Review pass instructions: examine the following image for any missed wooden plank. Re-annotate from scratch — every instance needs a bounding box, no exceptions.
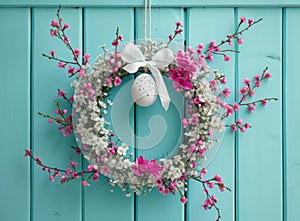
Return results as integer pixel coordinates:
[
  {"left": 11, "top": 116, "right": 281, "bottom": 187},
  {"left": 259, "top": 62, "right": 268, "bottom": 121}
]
[
  {"left": 285, "top": 8, "right": 300, "bottom": 221},
  {"left": 0, "top": 8, "right": 30, "bottom": 221},
  {"left": 83, "top": 8, "right": 135, "bottom": 221},
  {"left": 135, "top": 8, "right": 185, "bottom": 221},
  {"left": 187, "top": 8, "right": 235, "bottom": 221},
  {"left": 32, "top": 8, "right": 82, "bottom": 221},
  {"left": 237, "top": 8, "right": 282, "bottom": 221},
  {"left": 0, "top": 0, "right": 300, "bottom": 7}
]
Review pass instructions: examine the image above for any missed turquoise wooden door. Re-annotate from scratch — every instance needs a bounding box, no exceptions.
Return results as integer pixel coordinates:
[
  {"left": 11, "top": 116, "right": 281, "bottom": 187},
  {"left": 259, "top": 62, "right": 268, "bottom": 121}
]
[{"left": 0, "top": 1, "right": 298, "bottom": 221}]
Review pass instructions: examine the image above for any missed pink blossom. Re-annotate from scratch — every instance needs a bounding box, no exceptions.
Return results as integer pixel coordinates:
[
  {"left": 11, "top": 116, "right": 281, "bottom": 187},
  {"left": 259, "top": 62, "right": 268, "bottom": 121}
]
[
  {"left": 169, "top": 68, "right": 193, "bottom": 91},
  {"left": 155, "top": 179, "right": 163, "bottom": 186},
  {"left": 168, "top": 35, "right": 173, "bottom": 41},
  {"left": 244, "top": 123, "right": 251, "bottom": 128},
  {"left": 100, "top": 165, "right": 110, "bottom": 176},
  {"left": 222, "top": 87, "right": 231, "bottom": 97},
  {"left": 211, "top": 194, "right": 218, "bottom": 203},
  {"left": 261, "top": 100, "right": 267, "bottom": 106},
  {"left": 93, "top": 173, "right": 99, "bottom": 181},
  {"left": 48, "top": 119, "right": 54, "bottom": 124},
  {"left": 248, "top": 19, "right": 253, "bottom": 25},
  {"left": 240, "top": 127, "right": 246, "bottom": 132},
  {"left": 73, "top": 48, "right": 81, "bottom": 57},
  {"left": 255, "top": 80, "right": 261, "bottom": 87},
  {"left": 68, "top": 161, "right": 78, "bottom": 167},
  {"left": 240, "top": 16, "right": 246, "bottom": 23},
  {"left": 114, "top": 77, "right": 122, "bottom": 86},
  {"left": 118, "top": 35, "right": 123, "bottom": 41},
  {"left": 180, "top": 197, "right": 188, "bottom": 204},
  {"left": 231, "top": 123, "right": 237, "bottom": 132},
  {"left": 181, "top": 118, "right": 188, "bottom": 128},
  {"left": 264, "top": 72, "right": 272, "bottom": 79},
  {"left": 49, "top": 175, "right": 55, "bottom": 182},
  {"left": 147, "top": 160, "right": 163, "bottom": 177},
  {"left": 247, "top": 103, "right": 256, "bottom": 112},
  {"left": 51, "top": 20, "right": 60, "bottom": 27},
  {"left": 220, "top": 77, "right": 227, "bottom": 84},
  {"left": 176, "top": 21, "right": 183, "bottom": 27},
  {"left": 78, "top": 69, "right": 87, "bottom": 78},
  {"left": 24, "top": 149, "right": 31, "bottom": 157},
  {"left": 50, "top": 29, "right": 58, "bottom": 36},
  {"left": 81, "top": 180, "right": 90, "bottom": 186},
  {"left": 239, "top": 86, "right": 248, "bottom": 95},
  {"left": 224, "top": 55, "right": 231, "bottom": 62},
  {"left": 243, "top": 78, "right": 251, "bottom": 85},
  {"left": 207, "top": 53, "right": 214, "bottom": 62},
  {"left": 50, "top": 50, "right": 56, "bottom": 57},
  {"left": 67, "top": 66, "right": 75, "bottom": 75},
  {"left": 237, "top": 118, "right": 243, "bottom": 124},
  {"left": 237, "top": 38, "right": 243, "bottom": 44},
  {"left": 64, "top": 23, "right": 70, "bottom": 29},
  {"left": 57, "top": 61, "right": 65, "bottom": 68},
  {"left": 232, "top": 103, "right": 240, "bottom": 111},
  {"left": 64, "top": 36, "right": 70, "bottom": 43},
  {"left": 133, "top": 156, "right": 149, "bottom": 176},
  {"left": 193, "top": 97, "right": 201, "bottom": 104},
  {"left": 57, "top": 89, "right": 66, "bottom": 97}
]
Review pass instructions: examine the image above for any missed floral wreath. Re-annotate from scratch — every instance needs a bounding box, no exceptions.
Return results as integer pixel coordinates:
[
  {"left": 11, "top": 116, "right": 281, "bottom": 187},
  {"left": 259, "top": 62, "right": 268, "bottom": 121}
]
[{"left": 25, "top": 7, "right": 277, "bottom": 221}]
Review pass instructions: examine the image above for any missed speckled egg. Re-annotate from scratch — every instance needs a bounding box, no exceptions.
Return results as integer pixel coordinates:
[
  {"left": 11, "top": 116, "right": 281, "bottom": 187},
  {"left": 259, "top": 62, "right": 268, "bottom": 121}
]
[{"left": 131, "top": 73, "right": 158, "bottom": 107}]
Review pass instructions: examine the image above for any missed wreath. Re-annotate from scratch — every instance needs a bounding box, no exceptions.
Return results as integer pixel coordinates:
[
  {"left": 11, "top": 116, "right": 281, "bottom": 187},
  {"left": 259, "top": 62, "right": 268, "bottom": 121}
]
[{"left": 25, "top": 7, "right": 277, "bottom": 220}]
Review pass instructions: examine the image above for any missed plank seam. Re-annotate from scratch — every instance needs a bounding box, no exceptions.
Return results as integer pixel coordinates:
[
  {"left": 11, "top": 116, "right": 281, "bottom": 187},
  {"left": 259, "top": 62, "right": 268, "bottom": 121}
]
[
  {"left": 81, "top": 7, "right": 85, "bottom": 221},
  {"left": 29, "top": 6, "right": 34, "bottom": 221},
  {"left": 234, "top": 7, "right": 239, "bottom": 221},
  {"left": 282, "top": 7, "right": 287, "bottom": 221}
]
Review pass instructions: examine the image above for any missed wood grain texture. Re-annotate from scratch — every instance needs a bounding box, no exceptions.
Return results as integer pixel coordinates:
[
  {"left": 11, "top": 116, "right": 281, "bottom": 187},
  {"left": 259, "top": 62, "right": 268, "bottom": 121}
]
[
  {"left": 83, "top": 8, "right": 135, "bottom": 221},
  {"left": 237, "top": 8, "right": 282, "bottom": 221},
  {"left": 135, "top": 8, "right": 185, "bottom": 221},
  {"left": 285, "top": 8, "right": 300, "bottom": 221},
  {"left": 0, "top": 3, "right": 297, "bottom": 221},
  {"left": 187, "top": 8, "right": 235, "bottom": 221},
  {"left": 0, "top": 8, "right": 31, "bottom": 221},
  {"left": 32, "top": 8, "right": 82, "bottom": 221}
]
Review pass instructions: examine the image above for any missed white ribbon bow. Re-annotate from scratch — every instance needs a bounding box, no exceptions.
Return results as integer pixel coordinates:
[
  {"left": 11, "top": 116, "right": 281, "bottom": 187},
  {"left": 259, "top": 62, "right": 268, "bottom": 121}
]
[{"left": 121, "top": 42, "right": 174, "bottom": 111}]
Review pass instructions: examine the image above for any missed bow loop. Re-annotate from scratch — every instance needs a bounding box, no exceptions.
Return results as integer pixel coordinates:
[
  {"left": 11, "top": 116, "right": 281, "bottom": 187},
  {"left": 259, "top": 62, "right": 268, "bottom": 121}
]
[{"left": 121, "top": 42, "right": 174, "bottom": 111}]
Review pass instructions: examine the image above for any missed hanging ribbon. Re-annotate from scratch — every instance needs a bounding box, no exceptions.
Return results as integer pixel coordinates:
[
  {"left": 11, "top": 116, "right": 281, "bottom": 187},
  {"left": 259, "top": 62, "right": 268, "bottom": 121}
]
[{"left": 121, "top": 42, "right": 174, "bottom": 111}]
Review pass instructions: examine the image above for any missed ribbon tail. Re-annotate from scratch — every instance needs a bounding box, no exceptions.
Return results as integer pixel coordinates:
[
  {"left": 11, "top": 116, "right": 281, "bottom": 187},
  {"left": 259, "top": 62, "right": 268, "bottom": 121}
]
[{"left": 148, "top": 66, "right": 170, "bottom": 111}]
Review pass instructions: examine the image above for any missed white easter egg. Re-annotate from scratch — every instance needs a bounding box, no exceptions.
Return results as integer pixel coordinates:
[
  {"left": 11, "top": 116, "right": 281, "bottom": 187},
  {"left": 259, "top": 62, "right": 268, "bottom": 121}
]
[{"left": 131, "top": 73, "right": 158, "bottom": 107}]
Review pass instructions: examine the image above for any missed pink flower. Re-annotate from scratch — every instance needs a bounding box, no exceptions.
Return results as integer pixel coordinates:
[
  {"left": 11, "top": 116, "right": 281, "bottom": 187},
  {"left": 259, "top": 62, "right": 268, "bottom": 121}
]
[
  {"left": 50, "top": 30, "right": 58, "bottom": 37},
  {"left": 169, "top": 67, "right": 193, "bottom": 91},
  {"left": 93, "top": 173, "right": 99, "bottom": 181},
  {"left": 207, "top": 53, "right": 214, "bottom": 62},
  {"left": 248, "top": 19, "right": 253, "bottom": 25},
  {"left": 49, "top": 175, "right": 55, "bottom": 182},
  {"left": 240, "top": 16, "right": 246, "bottom": 23},
  {"left": 224, "top": 55, "right": 231, "bottom": 62},
  {"left": 176, "top": 21, "right": 183, "bottom": 27},
  {"left": 243, "top": 78, "right": 251, "bottom": 85},
  {"left": 220, "top": 77, "right": 227, "bottom": 84},
  {"left": 222, "top": 87, "right": 231, "bottom": 97},
  {"left": 168, "top": 35, "right": 173, "bottom": 41},
  {"left": 48, "top": 119, "right": 54, "bottom": 124},
  {"left": 114, "top": 77, "right": 122, "bottom": 86},
  {"left": 67, "top": 66, "right": 75, "bottom": 75},
  {"left": 147, "top": 160, "right": 163, "bottom": 177},
  {"left": 237, "top": 38, "right": 243, "bottom": 44},
  {"left": 73, "top": 48, "right": 81, "bottom": 57},
  {"left": 133, "top": 156, "right": 149, "bottom": 176},
  {"left": 100, "top": 166, "right": 110, "bottom": 176},
  {"left": 68, "top": 161, "right": 78, "bottom": 167},
  {"left": 182, "top": 118, "right": 189, "bottom": 128},
  {"left": 239, "top": 86, "right": 248, "bottom": 95},
  {"left": 193, "top": 97, "right": 201, "bottom": 104},
  {"left": 50, "top": 50, "right": 56, "bottom": 57},
  {"left": 57, "top": 61, "right": 65, "bottom": 68},
  {"left": 64, "top": 23, "right": 70, "bottom": 29},
  {"left": 261, "top": 100, "right": 267, "bottom": 106},
  {"left": 64, "top": 36, "right": 70, "bottom": 43},
  {"left": 263, "top": 72, "right": 272, "bottom": 79},
  {"left": 81, "top": 180, "right": 90, "bottom": 186},
  {"left": 24, "top": 149, "right": 31, "bottom": 157},
  {"left": 180, "top": 197, "right": 188, "bottom": 204},
  {"left": 57, "top": 89, "right": 66, "bottom": 97},
  {"left": 51, "top": 20, "right": 60, "bottom": 27},
  {"left": 237, "top": 118, "right": 243, "bottom": 124}
]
